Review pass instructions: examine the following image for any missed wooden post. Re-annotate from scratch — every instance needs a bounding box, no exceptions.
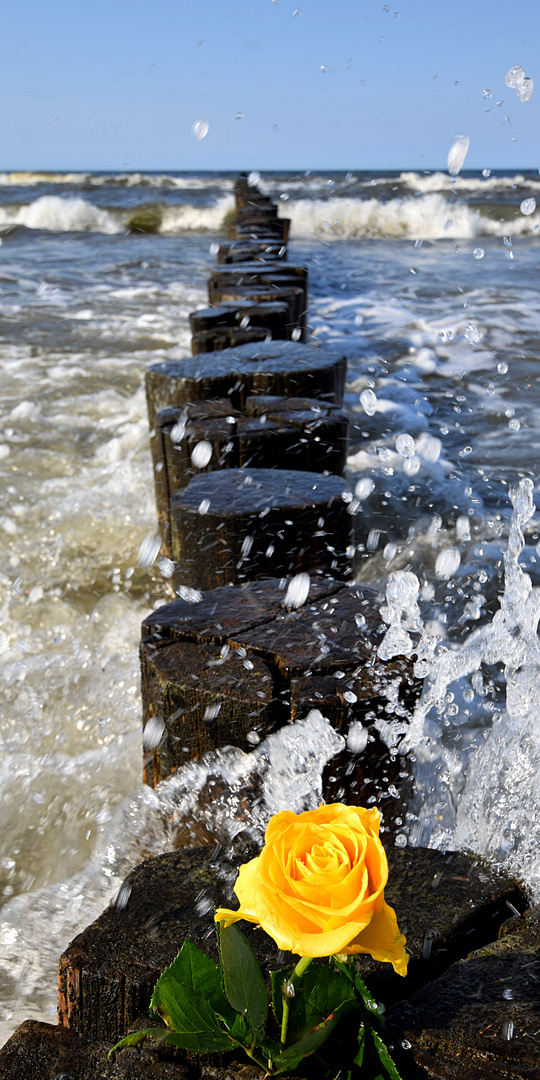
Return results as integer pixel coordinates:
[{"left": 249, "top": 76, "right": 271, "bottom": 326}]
[{"left": 169, "top": 468, "right": 352, "bottom": 590}]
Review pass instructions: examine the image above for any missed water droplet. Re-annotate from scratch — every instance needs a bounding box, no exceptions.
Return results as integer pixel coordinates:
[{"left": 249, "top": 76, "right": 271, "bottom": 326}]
[
  {"left": 143, "top": 716, "right": 165, "bottom": 749},
  {"left": 464, "top": 323, "right": 482, "bottom": 345},
  {"left": 482, "top": 89, "right": 492, "bottom": 100},
  {"left": 459, "top": 445, "right": 472, "bottom": 457},
  {"left": 395, "top": 834, "right": 407, "bottom": 848},
  {"left": 396, "top": 433, "right": 415, "bottom": 459},
  {"left": 355, "top": 477, "right": 374, "bottom": 500},
  {"left": 209, "top": 242, "right": 220, "bottom": 255},
  {"left": 293, "top": 7, "right": 302, "bottom": 15},
  {"left": 177, "top": 584, "right": 202, "bottom": 603},
  {"left": 508, "top": 418, "right": 520, "bottom": 431},
  {"left": 447, "top": 134, "right": 470, "bottom": 176},
  {"left": 501, "top": 1018, "right": 514, "bottom": 1040},
  {"left": 346, "top": 722, "right": 368, "bottom": 754},
  {"left": 497, "top": 361, "right": 508, "bottom": 374},
  {"left": 482, "top": 168, "right": 491, "bottom": 177},
  {"left": 137, "top": 532, "right": 161, "bottom": 569},
  {"left": 473, "top": 247, "right": 485, "bottom": 259},
  {"left": 247, "top": 730, "right": 261, "bottom": 746},
  {"left": 343, "top": 690, "right": 358, "bottom": 703},
  {"left": 401, "top": 1039, "right": 412, "bottom": 1050},
  {"left": 360, "top": 388, "right": 377, "bottom": 415},
  {"left": 291, "top": 327, "right": 302, "bottom": 340},
  {"left": 198, "top": 498, "right": 211, "bottom": 514},
  {"left": 204, "top": 703, "right": 222, "bottom": 722},
  {"left": 503, "top": 235, "right": 512, "bottom": 247},
  {"left": 521, "top": 197, "right": 536, "bottom": 215},
  {"left": 158, "top": 556, "right": 175, "bottom": 579},
  {"left": 435, "top": 548, "right": 461, "bottom": 579},
  {"left": 284, "top": 572, "right": 310, "bottom": 609},
  {"left": 191, "top": 441, "right": 213, "bottom": 469},
  {"left": 192, "top": 120, "right": 209, "bottom": 140}
]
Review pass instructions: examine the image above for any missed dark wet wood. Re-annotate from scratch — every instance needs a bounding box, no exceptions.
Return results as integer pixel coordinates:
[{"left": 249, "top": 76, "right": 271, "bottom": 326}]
[
  {"left": 146, "top": 342, "right": 347, "bottom": 537},
  {"left": 191, "top": 325, "right": 271, "bottom": 354},
  {"left": 145, "top": 341, "right": 347, "bottom": 432},
  {"left": 229, "top": 217, "right": 290, "bottom": 242},
  {"left": 208, "top": 264, "right": 308, "bottom": 301},
  {"left": 217, "top": 240, "right": 287, "bottom": 263},
  {"left": 207, "top": 284, "right": 305, "bottom": 339},
  {"left": 388, "top": 905, "right": 540, "bottom": 1080},
  {"left": 169, "top": 468, "right": 352, "bottom": 590},
  {"left": 153, "top": 396, "right": 348, "bottom": 556},
  {"left": 139, "top": 574, "right": 423, "bottom": 818},
  {"left": 56, "top": 844, "right": 525, "bottom": 1045},
  {"left": 0, "top": 1018, "right": 192, "bottom": 1079},
  {"left": 189, "top": 301, "right": 292, "bottom": 341}
]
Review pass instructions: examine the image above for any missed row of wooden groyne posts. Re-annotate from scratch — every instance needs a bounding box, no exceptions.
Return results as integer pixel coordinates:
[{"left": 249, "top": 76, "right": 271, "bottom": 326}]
[{"left": 1, "top": 175, "right": 537, "bottom": 1080}]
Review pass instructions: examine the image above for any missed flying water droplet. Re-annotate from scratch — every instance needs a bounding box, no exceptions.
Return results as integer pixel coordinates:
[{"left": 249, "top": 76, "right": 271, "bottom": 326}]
[
  {"left": 435, "top": 548, "right": 461, "bottom": 579},
  {"left": 520, "top": 197, "right": 536, "bottom": 216},
  {"left": 473, "top": 247, "right": 485, "bottom": 259},
  {"left": 447, "top": 134, "right": 470, "bottom": 176},
  {"left": 508, "top": 418, "right": 521, "bottom": 431},
  {"left": 346, "top": 722, "right": 369, "bottom": 754},
  {"left": 137, "top": 532, "right": 161, "bottom": 569},
  {"left": 191, "top": 441, "right": 213, "bottom": 469},
  {"left": 464, "top": 323, "right": 482, "bottom": 345},
  {"left": 291, "top": 327, "right": 302, "bottom": 340},
  {"left": 360, "top": 388, "right": 377, "bottom": 415},
  {"left": 355, "top": 477, "right": 374, "bottom": 500},
  {"left": 177, "top": 585, "right": 203, "bottom": 603},
  {"left": 283, "top": 572, "right": 310, "bottom": 609},
  {"left": 143, "top": 716, "right": 165, "bottom": 749},
  {"left": 396, "top": 433, "right": 415, "bottom": 459},
  {"left": 506, "top": 66, "right": 525, "bottom": 89},
  {"left": 192, "top": 120, "right": 209, "bottom": 140}
]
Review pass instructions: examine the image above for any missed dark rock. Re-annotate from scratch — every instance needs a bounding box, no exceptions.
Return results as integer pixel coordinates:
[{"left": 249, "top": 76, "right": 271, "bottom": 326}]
[{"left": 387, "top": 906, "right": 539, "bottom": 1080}]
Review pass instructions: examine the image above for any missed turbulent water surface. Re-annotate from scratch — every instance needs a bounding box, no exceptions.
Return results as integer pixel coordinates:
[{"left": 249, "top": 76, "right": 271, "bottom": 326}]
[{"left": 2, "top": 168, "right": 540, "bottom": 1041}]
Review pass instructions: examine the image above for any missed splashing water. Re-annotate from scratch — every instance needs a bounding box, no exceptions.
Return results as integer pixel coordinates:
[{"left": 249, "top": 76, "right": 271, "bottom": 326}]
[{"left": 400, "top": 478, "right": 540, "bottom": 898}]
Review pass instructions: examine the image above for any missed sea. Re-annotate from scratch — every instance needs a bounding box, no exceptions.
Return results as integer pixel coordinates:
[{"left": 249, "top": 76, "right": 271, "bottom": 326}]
[{"left": 1, "top": 167, "right": 540, "bottom": 1041}]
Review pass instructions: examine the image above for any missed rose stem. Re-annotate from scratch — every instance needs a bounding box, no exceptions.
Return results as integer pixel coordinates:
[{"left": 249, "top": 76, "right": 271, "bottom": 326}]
[{"left": 280, "top": 955, "right": 313, "bottom": 1047}]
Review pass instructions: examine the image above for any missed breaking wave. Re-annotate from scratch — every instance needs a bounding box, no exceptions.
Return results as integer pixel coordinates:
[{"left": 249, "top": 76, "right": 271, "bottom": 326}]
[
  {"left": 1, "top": 189, "right": 538, "bottom": 240},
  {"left": 287, "top": 193, "right": 540, "bottom": 240}
]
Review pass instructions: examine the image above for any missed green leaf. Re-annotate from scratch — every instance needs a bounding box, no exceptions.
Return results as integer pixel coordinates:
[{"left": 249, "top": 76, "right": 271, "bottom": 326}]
[
  {"left": 218, "top": 922, "right": 268, "bottom": 1037},
  {"left": 272, "top": 1009, "right": 341, "bottom": 1074},
  {"left": 371, "top": 1029, "right": 403, "bottom": 1080},
  {"left": 108, "top": 1022, "right": 233, "bottom": 1059},
  {"left": 151, "top": 939, "right": 235, "bottom": 1026},
  {"left": 150, "top": 977, "right": 233, "bottom": 1053},
  {"left": 271, "top": 962, "right": 358, "bottom": 1042},
  {"left": 108, "top": 1029, "right": 159, "bottom": 1059}
]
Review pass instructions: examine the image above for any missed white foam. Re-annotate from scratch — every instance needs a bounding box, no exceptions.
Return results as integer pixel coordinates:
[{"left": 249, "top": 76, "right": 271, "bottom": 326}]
[
  {"left": 0, "top": 196, "right": 123, "bottom": 234},
  {"left": 158, "top": 195, "right": 235, "bottom": 233}
]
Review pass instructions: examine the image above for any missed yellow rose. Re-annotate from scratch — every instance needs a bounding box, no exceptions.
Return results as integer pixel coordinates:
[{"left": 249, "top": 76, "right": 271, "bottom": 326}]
[{"left": 215, "top": 803, "right": 408, "bottom": 976}]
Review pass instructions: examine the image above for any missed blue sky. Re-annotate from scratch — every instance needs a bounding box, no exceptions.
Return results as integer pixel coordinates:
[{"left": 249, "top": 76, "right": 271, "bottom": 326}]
[{"left": 2, "top": 0, "right": 539, "bottom": 170}]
